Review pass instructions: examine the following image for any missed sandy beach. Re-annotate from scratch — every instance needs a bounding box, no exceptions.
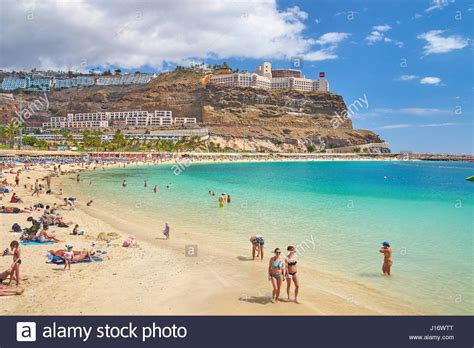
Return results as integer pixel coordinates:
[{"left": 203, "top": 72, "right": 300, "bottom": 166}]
[{"left": 0, "top": 158, "right": 420, "bottom": 315}]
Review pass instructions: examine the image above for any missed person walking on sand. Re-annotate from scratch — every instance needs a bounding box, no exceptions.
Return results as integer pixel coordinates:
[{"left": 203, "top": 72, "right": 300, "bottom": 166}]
[
  {"left": 285, "top": 246, "right": 300, "bottom": 303},
  {"left": 46, "top": 175, "right": 51, "bottom": 189},
  {"left": 76, "top": 173, "right": 80, "bottom": 183},
  {"left": 32, "top": 179, "right": 40, "bottom": 197},
  {"left": 379, "top": 241, "right": 392, "bottom": 276},
  {"left": 14, "top": 173, "right": 20, "bottom": 187},
  {"left": 268, "top": 248, "right": 285, "bottom": 303},
  {"left": 163, "top": 222, "right": 170, "bottom": 239},
  {"left": 250, "top": 235, "right": 264, "bottom": 260}
]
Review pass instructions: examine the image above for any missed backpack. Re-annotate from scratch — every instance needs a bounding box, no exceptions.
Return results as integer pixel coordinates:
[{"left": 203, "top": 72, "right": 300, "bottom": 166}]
[{"left": 12, "top": 223, "right": 22, "bottom": 232}]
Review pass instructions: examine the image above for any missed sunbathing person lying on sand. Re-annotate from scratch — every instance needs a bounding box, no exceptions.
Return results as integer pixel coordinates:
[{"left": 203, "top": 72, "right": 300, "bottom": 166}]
[
  {"left": 0, "top": 205, "right": 29, "bottom": 213},
  {"left": 49, "top": 249, "right": 95, "bottom": 263}
]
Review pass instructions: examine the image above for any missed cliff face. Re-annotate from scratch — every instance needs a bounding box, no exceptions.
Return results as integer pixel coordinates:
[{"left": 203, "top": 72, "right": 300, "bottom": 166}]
[{"left": 0, "top": 69, "right": 388, "bottom": 152}]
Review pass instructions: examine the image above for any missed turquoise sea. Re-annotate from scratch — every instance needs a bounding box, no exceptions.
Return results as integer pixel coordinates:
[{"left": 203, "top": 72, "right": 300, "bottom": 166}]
[{"left": 69, "top": 160, "right": 474, "bottom": 314}]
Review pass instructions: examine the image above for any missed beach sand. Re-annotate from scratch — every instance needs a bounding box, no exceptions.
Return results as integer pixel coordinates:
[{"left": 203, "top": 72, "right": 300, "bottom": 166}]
[{"left": 0, "top": 161, "right": 418, "bottom": 315}]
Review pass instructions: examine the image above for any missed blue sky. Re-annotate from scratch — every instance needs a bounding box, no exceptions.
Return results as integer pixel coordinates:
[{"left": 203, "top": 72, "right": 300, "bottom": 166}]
[
  {"left": 201, "top": 0, "right": 474, "bottom": 154},
  {"left": 1, "top": 0, "right": 472, "bottom": 153}
]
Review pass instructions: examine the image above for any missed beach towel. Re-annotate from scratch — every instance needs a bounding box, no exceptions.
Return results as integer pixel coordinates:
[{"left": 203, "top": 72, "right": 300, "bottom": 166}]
[
  {"left": 48, "top": 254, "right": 103, "bottom": 264},
  {"left": 0, "top": 211, "right": 19, "bottom": 214},
  {"left": 20, "top": 240, "right": 55, "bottom": 246}
]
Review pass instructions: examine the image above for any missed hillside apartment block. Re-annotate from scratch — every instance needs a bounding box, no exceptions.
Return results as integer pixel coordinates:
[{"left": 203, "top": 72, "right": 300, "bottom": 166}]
[
  {"left": 42, "top": 110, "right": 196, "bottom": 130},
  {"left": 209, "top": 61, "right": 329, "bottom": 92}
]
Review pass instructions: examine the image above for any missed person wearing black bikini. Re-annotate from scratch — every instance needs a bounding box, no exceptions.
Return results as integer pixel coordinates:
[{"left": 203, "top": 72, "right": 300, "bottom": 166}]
[{"left": 285, "top": 245, "right": 300, "bottom": 304}]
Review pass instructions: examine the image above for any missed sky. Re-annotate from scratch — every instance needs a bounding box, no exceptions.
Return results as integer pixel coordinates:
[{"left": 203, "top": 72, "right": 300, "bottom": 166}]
[{"left": 0, "top": 0, "right": 473, "bottom": 154}]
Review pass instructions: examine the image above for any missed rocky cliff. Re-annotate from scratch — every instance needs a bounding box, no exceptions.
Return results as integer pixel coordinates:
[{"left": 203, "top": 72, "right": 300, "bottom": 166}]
[{"left": 0, "top": 69, "right": 388, "bottom": 152}]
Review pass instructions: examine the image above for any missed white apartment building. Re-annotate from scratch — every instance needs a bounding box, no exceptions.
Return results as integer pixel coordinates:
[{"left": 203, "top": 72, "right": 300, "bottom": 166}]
[
  {"left": 313, "top": 79, "right": 329, "bottom": 92},
  {"left": 174, "top": 117, "right": 197, "bottom": 125},
  {"left": 42, "top": 109, "right": 196, "bottom": 130},
  {"left": 210, "top": 73, "right": 272, "bottom": 89},
  {"left": 108, "top": 110, "right": 149, "bottom": 121},
  {"left": 210, "top": 61, "right": 329, "bottom": 92}
]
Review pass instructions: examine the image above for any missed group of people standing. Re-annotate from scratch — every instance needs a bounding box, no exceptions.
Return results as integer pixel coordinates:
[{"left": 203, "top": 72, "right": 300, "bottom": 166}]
[{"left": 249, "top": 235, "right": 300, "bottom": 304}]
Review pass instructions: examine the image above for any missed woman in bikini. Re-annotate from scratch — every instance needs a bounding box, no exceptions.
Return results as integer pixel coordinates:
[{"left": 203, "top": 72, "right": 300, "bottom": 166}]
[
  {"left": 285, "top": 245, "right": 300, "bottom": 303},
  {"left": 268, "top": 248, "right": 285, "bottom": 303}
]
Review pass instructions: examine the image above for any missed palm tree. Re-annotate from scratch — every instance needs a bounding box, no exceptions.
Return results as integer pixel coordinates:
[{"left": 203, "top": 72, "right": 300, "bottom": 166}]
[
  {"left": 60, "top": 129, "right": 73, "bottom": 145},
  {"left": 4, "top": 123, "right": 21, "bottom": 148}
]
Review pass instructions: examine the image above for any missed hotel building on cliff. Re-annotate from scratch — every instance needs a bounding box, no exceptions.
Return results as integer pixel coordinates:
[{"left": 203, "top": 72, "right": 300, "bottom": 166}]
[{"left": 209, "top": 61, "right": 329, "bottom": 92}]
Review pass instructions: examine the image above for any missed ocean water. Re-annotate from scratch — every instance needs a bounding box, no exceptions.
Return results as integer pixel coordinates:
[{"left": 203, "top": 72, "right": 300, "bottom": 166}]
[{"left": 68, "top": 161, "right": 474, "bottom": 314}]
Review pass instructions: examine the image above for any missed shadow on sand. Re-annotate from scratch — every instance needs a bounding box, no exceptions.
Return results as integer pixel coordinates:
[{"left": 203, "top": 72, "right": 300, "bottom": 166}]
[
  {"left": 236, "top": 256, "right": 254, "bottom": 261},
  {"left": 238, "top": 296, "right": 273, "bottom": 305}
]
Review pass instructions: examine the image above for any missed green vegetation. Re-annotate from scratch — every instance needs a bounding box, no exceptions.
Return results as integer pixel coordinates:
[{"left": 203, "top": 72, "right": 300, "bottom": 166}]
[
  {"left": 306, "top": 144, "right": 315, "bottom": 153},
  {"left": 0, "top": 123, "right": 21, "bottom": 147}
]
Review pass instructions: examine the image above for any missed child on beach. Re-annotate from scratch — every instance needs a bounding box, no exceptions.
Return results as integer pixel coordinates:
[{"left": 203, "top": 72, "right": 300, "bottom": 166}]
[
  {"left": 163, "top": 222, "right": 170, "bottom": 239},
  {"left": 379, "top": 241, "right": 392, "bottom": 275},
  {"left": 2, "top": 241, "right": 21, "bottom": 286},
  {"left": 64, "top": 245, "right": 74, "bottom": 270}
]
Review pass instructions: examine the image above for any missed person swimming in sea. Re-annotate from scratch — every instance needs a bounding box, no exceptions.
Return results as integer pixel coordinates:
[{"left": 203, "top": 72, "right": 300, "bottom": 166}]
[
  {"left": 379, "top": 241, "right": 392, "bottom": 275},
  {"left": 268, "top": 248, "right": 285, "bottom": 303},
  {"left": 218, "top": 194, "right": 225, "bottom": 208},
  {"left": 285, "top": 246, "right": 300, "bottom": 303},
  {"left": 144, "top": 180, "right": 148, "bottom": 188},
  {"left": 122, "top": 180, "right": 127, "bottom": 188},
  {"left": 153, "top": 185, "right": 158, "bottom": 193}
]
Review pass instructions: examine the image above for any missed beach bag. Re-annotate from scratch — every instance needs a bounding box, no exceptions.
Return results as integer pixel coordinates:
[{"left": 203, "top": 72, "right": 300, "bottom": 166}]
[{"left": 12, "top": 223, "right": 21, "bottom": 232}]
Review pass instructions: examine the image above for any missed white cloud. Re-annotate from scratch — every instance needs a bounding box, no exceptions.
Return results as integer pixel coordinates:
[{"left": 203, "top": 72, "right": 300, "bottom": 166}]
[
  {"left": 378, "top": 122, "right": 460, "bottom": 130},
  {"left": 0, "top": 0, "right": 343, "bottom": 71},
  {"left": 417, "top": 30, "right": 469, "bottom": 55},
  {"left": 399, "top": 107, "right": 443, "bottom": 115},
  {"left": 378, "top": 124, "right": 412, "bottom": 129},
  {"left": 374, "top": 107, "right": 449, "bottom": 116},
  {"left": 394, "top": 40, "right": 404, "bottom": 48},
  {"left": 315, "top": 32, "right": 351, "bottom": 45},
  {"left": 365, "top": 24, "right": 402, "bottom": 48},
  {"left": 420, "top": 76, "right": 442, "bottom": 85},
  {"left": 366, "top": 31, "right": 383, "bottom": 44},
  {"left": 398, "top": 75, "right": 419, "bottom": 81},
  {"left": 425, "top": 0, "right": 454, "bottom": 12},
  {"left": 373, "top": 24, "right": 391, "bottom": 32},
  {"left": 301, "top": 32, "right": 350, "bottom": 61}
]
